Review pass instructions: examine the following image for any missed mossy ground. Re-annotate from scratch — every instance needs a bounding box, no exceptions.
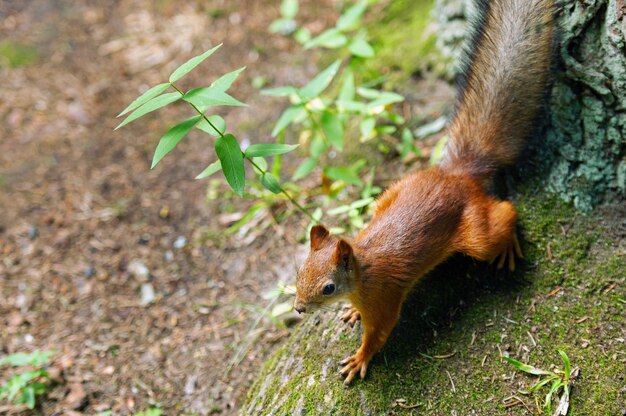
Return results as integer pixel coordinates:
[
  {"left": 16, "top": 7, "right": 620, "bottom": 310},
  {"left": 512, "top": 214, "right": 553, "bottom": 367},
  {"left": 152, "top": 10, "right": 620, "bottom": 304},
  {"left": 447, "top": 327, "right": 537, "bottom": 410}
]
[
  {"left": 365, "top": 0, "right": 443, "bottom": 85},
  {"left": 245, "top": 191, "right": 625, "bottom": 415}
]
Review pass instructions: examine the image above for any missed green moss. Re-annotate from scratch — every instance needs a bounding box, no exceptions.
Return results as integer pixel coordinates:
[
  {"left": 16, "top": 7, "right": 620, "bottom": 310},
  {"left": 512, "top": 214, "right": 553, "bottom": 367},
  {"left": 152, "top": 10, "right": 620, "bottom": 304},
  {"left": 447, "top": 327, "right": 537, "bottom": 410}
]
[
  {"left": 0, "top": 41, "right": 37, "bottom": 68},
  {"left": 366, "top": 0, "right": 443, "bottom": 84},
  {"left": 245, "top": 191, "right": 626, "bottom": 414}
]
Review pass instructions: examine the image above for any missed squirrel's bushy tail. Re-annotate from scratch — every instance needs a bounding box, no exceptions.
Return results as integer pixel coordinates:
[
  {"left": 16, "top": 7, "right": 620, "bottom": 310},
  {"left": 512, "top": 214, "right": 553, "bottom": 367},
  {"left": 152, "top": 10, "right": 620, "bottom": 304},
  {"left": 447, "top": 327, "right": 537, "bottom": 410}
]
[{"left": 440, "top": 0, "right": 555, "bottom": 179}]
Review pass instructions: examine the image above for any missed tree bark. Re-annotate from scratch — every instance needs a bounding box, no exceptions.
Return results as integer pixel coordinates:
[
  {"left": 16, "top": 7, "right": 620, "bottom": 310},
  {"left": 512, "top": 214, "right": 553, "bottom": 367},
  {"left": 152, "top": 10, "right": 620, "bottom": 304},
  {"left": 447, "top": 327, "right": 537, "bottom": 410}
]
[{"left": 435, "top": 0, "right": 626, "bottom": 210}]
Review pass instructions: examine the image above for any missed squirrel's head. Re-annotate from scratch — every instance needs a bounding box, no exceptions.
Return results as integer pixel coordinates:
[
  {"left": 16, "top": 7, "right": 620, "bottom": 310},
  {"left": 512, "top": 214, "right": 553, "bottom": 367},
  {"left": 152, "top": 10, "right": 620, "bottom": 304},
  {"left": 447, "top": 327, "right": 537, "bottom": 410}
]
[{"left": 294, "top": 225, "right": 356, "bottom": 314}]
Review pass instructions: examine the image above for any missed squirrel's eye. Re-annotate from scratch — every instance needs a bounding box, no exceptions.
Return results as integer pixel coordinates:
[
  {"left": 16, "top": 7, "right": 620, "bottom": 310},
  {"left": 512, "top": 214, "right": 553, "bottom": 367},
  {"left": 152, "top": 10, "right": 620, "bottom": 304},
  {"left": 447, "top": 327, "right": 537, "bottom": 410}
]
[{"left": 322, "top": 284, "right": 335, "bottom": 295}]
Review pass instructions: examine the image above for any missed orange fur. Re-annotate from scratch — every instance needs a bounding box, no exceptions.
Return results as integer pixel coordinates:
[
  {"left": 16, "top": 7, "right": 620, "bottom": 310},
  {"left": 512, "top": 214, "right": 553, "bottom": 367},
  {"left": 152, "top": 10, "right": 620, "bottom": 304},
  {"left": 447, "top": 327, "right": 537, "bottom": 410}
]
[{"left": 294, "top": 0, "right": 555, "bottom": 385}]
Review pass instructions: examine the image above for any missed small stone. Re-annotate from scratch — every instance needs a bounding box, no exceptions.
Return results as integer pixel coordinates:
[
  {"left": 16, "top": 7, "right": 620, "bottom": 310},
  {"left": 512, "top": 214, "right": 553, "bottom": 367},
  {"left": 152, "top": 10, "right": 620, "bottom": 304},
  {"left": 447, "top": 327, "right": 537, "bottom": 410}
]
[
  {"left": 128, "top": 260, "right": 149, "bottom": 281},
  {"left": 84, "top": 265, "right": 95, "bottom": 278},
  {"left": 173, "top": 236, "right": 187, "bottom": 249},
  {"left": 184, "top": 375, "right": 197, "bottom": 395},
  {"left": 164, "top": 250, "right": 174, "bottom": 262},
  {"left": 28, "top": 226, "right": 39, "bottom": 240},
  {"left": 102, "top": 366, "right": 115, "bottom": 375},
  {"left": 140, "top": 283, "right": 156, "bottom": 305}
]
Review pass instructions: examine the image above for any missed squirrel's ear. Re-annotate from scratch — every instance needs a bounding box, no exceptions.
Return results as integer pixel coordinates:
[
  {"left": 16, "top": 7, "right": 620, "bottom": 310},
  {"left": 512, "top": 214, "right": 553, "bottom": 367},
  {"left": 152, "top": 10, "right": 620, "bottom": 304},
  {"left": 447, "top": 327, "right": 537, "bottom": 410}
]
[
  {"left": 334, "top": 239, "right": 353, "bottom": 270},
  {"left": 310, "top": 225, "right": 330, "bottom": 250}
]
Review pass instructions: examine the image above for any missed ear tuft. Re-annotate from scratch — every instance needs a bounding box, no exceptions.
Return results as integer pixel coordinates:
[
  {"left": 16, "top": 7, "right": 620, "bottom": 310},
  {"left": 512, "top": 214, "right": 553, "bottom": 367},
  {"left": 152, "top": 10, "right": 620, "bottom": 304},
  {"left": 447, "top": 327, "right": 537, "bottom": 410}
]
[
  {"left": 334, "top": 239, "right": 353, "bottom": 269},
  {"left": 310, "top": 225, "right": 330, "bottom": 250}
]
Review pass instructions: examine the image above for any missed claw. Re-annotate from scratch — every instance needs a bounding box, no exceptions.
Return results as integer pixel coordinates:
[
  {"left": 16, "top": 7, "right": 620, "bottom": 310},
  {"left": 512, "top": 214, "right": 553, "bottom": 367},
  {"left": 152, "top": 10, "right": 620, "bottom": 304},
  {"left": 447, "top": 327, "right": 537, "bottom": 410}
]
[
  {"left": 494, "top": 234, "right": 524, "bottom": 271},
  {"left": 497, "top": 250, "right": 506, "bottom": 269},
  {"left": 338, "top": 353, "right": 369, "bottom": 385},
  {"left": 340, "top": 307, "right": 361, "bottom": 327}
]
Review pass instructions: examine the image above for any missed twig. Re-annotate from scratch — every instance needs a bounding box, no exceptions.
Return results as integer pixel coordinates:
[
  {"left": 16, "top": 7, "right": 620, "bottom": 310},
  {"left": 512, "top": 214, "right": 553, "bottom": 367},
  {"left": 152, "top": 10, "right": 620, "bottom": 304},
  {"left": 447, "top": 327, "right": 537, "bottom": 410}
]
[{"left": 446, "top": 370, "right": 456, "bottom": 393}]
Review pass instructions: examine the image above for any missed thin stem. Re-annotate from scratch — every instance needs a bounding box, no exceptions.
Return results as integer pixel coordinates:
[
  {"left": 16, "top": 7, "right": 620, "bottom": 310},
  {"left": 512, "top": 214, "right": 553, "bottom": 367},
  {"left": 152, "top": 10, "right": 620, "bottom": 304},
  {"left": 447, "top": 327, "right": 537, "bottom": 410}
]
[
  {"left": 170, "top": 82, "right": 317, "bottom": 223},
  {"left": 247, "top": 158, "right": 316, "bottom": 222}
]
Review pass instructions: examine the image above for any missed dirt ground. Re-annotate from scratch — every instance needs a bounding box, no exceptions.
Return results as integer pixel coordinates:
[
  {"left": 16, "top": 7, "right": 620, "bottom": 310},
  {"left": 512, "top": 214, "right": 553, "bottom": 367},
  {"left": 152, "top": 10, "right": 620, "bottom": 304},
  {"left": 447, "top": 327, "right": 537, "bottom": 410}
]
[{"left": 0, "top": 0, "right": 353, "bottom": 414}]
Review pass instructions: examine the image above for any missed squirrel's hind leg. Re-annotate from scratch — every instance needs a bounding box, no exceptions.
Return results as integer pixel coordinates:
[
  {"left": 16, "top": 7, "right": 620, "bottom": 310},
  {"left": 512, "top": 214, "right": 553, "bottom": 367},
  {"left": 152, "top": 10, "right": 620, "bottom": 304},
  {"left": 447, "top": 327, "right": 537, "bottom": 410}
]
[{"left": 456, "top": 199, "right": 523, "bottom": 271}]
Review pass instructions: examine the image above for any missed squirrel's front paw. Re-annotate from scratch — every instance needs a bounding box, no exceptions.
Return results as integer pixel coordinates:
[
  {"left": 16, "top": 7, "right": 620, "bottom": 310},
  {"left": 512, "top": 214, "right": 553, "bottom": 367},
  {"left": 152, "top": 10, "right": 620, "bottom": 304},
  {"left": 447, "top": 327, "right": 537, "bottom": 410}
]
[
  {"left": 339, "top": 353, "right": 369, "bottom": 385},
  {"left": 341, "top": 306, "right": 361, "bottom": 327},
  {"left": 493, "top": 233, "right": 523, "bottom": 271}
]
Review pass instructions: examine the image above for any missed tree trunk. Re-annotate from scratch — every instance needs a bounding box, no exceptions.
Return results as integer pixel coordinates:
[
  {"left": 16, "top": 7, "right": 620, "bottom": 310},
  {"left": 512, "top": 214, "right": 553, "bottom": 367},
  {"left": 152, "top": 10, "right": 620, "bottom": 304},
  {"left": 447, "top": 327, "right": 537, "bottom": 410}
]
[
  {"left": 434, "top": 0, "right": 626, "bottom": 210},
  {"left": 244, "top": 1, "right": 626, "bottom": 414}
]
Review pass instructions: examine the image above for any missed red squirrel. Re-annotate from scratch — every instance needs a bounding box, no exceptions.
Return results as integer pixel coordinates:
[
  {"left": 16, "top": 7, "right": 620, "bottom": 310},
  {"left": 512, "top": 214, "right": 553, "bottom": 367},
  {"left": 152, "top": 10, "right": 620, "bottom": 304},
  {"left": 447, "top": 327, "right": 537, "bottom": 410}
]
[{"left": 294, "top": 0, "right": 555, "bottom": 385}]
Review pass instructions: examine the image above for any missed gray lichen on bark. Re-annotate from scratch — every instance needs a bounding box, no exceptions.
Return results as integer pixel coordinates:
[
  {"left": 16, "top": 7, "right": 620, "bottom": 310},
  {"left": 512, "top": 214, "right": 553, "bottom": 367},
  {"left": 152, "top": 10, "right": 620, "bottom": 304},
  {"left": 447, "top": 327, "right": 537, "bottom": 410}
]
[{"left": 542, "top": 0, "right": 625, "bottom": 210}]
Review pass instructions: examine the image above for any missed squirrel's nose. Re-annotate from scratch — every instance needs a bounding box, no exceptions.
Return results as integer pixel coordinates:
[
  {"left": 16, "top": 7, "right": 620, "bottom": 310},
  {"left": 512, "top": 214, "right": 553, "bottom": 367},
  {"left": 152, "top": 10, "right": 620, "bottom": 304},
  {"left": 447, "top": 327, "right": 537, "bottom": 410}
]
[{"left": 295, "top": 306, "right": 306, "bottom": 314}]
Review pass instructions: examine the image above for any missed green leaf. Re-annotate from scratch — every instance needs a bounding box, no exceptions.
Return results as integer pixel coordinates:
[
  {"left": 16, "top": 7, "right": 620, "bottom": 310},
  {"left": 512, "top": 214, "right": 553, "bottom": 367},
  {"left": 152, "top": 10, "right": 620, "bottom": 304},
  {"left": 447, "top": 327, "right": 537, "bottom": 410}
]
[
  {"left": 294, "top": 27, "right": 312, "bottom": 44},
  {"left": 226, "top": 203, "right": 265, "bottom": 236},
  {"left": 184, "top": 88, "right": 246, "bottom": 108},
  {"left": 117, "top": 83, "right": 170, "bottom": 117},
  {"left": 0, "top": 351, "right": 54, "bottom": 367},
  {"left": 151, "top": 116, "right": 201, "bottom": 168},
  {"left": 357, "top": 87, "right": 382, "bottom": 99},
  {"left": 339, "top": 69, "right": 355, "bottom": 102},
  {"left": 210, "top": 67, "right": 246, "bottom": 92},
  {"left": 269, "top": 18, "right": 295, "bottom": 34},
  {"left": 304, "top": 28, "right": 348, "bottom": 50},
  {"left": 271, "top": 105, "right": 305, "bottom": 136},
  {"left": 324, "top": 166, "right": 362, "bottom": 185},
  {"left": 260, "top": 172, "right": 282, "bottom": 194},
  {"left": 293, "top": 158, "right": 317, "bottom": 180},
  {"left": 30, "top": 381, "right": 47, "bottom": 395},
  {"left": 414, "top": 116, "right": 447, "bottom": 139},
  {"left": 195, "top": 160, "right": 222, "bottom": 179},
  {"left": 245, "top": 143, "right": 299, "bottom": 157},
  {"left": 328, "top": 197, "right": 373, "bottom": 215},
  {"left": 309, "top": 134, "right": 327, "bottom": 158},
  {"left": 320, "top": 111, "right": 344, "bottom": 150},
  {"left": 336, "top": 1, "right": 367, "bottom": 31},
  {"left": 280, "top": 0, "right": 299, "bottom": 19},
  {"left": 299, "top": 60, "right": 342, "bottom": 100},
  {"left": 336, "top": 99, "right": 367, "bottom": 113},
  {"left": 359, "top": 117, "right": 376, "bottom": 141},
  {"left": 215, "top": 134, "right": 245, "bottom": 196},
  {"left": 521, "top": 375, "right": 558, "bottom": 395},
  {"left": 252, "top": 156, "right": 268, "bottom": 172},
  {"left": 367, "top": 91, "right": 405, "bottom": 110},
  {"left": 378, "top": 125, "right": 397, "bottom": 135},
  {"left": 169, "top": 44, "right": 222, "bottom": 83},
  {"left": 430, "top": 135, "right": 449, "bottom": 165},
  {"left": 20, "top": 386, "right": 36, "bottom": 409},
  {"left": 349, "top": 38, "right": 374, "bottom": 58},
  {"left": 400, "top": 128, "right": 419, "bottom": 158},
  {"left": 545, "top": 379, "right": 563, "bottom": 410},
  {"left": 261, "top": 86, "right": 298, "bottom": 97},
  {"left": 115, "top": 92, "right": 181, "bottom": 130},
  {"left": 558, "top": 350, "right": 571, "bottom": 378},
  {"left": 502, "top": 356, "right": 553, "bottom": 375},
  {"left": 196, "top": 115, "right": 226, "bottom": 136}
]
